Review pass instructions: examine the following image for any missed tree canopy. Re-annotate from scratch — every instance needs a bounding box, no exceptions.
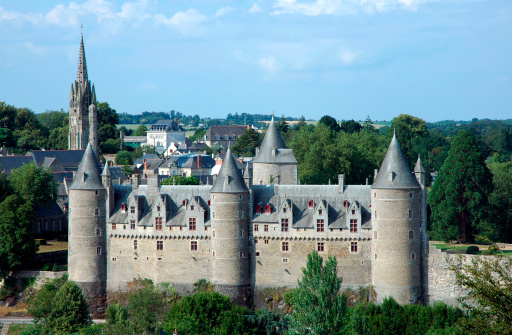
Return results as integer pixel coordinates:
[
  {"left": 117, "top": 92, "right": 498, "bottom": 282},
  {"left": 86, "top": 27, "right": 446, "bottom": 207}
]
[
  {"left": 8, "top": 162, "right": 58, "bottom": 208},
  {"left": 161, "top": 176, "right": 200, "bottom": 186},
  {"left": 318, "top": 115, "right": 341, "bottom": 132},
  {"left": 429, "top": 130, "right": 494, "bottom": 243},
  {"left": 134, "top": 125, "right": 148, "bottom": 136},
  {"left": 231, "top": 126, "right": 261, "bottom": 157}
]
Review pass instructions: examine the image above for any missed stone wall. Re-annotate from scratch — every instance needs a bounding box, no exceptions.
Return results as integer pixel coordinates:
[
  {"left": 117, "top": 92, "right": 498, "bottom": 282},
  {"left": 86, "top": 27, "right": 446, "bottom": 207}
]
[{"left": 15, "top": 271, "right": 67, "bottom": 288}]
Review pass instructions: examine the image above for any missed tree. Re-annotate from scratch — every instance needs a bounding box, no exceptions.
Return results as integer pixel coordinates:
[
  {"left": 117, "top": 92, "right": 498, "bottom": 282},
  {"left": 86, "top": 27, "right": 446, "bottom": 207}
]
[
  {"left": 231, "top": 126, "right": 261, "bottom": 157},
  {"left": 0, "top": 128, "right": 15, "bottom": 148},
  {"left": 278, "top": 115, "right": 289, "bottom": 134},
  {"left": 47, "top": 126, "right": 69, "bottom": 150},
  {"left": 318, "top": 115, "right": 341, "bottom": 132},
  {"left": 45, "top": 281, "right": 91, "bottom": 334},
  {"left": 340, "top": 120, "right": 362, "bottom": 134},
  {"left": 449, "top": 254, "right": 512, "bottom": 334},
  {"left": 8, "top": 162, "right": 57, "bottom": 208},
  {"left": 189, "top": 127, "right": 206, "bottom": 142},
  {"left": 161, "top": 176, "right": 200, "bottom": 186},
  {"left": 134, "top": 125, "right": 148, "bottom": 136},
  {"left": 96, "top": 102, "right": 119, "bottom": 128},
  {"left": 0, "top": 101, "right": 17, "bottom": 129},
  {"left": 429, "top": 130, "right": 494, "bottom": 243},
  {"left": 98, "top": 124, "right": 119, "bottom": 144},
  {"left": 287, "top": 251, "right": 347, "bottom": 335},
  {"left": 115, "top": 151, "right": 134, "bottom": 166},
  {"left": 487, "top": 160, "right": 512, "bottom": 242},
  {"left": 0, "top": 194, "right": 37, "bottom": 279},
  {"left": 389, "top": 114, "right": 428, "bottom": 164},
  {"left": 101, "top": 138, "right": 121, "bottom": 155},
  {"left": 38, "top": 110, "right": 68, "bottom": 130}
]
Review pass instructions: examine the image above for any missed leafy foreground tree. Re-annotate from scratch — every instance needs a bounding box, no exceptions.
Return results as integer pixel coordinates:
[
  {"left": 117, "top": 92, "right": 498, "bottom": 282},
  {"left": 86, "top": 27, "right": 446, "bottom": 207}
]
[
  {"left": 161, "top": 175, "right": 201, "bottom": 186},
  {"left": 29, "top": 275, "right": 91, "bottom": 335},
  {"left": 231, "top": 126, "right": 261, "bottom": 157},
  {"left": 429, "top": 130, "right": 494, "bottom": 242},
  {"left": 449, "top": 254, "right": 512, "bottom": 335},
  {"left": 287, "top": 251, "right": 347, "bottom": 335},
  {"left": 8, "top": 162, "right": 58, "bottom": 208}
]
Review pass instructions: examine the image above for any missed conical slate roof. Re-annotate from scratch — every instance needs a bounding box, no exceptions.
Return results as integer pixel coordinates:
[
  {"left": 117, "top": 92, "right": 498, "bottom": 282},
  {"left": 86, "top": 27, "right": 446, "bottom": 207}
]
[
  {"left": 372, "top": 134, "right": 420, "bottom": 190},
  {"left": 77, "top": 35, "right": 88, "bottom": 84},
  {"left": 243, "top": 162, "right": 251, "bottom": 179},
  {"left": 101, "top": 162, "right": 111, "bottom": 176},
  {"left": 253, "top": 116, "right": 287, "bottom": 163},
  {"left": 211, "top": 148, "right": 248, "bottom": 193},
  {"left": 69, "top": 143, "right": 104, "bottom": 190},
  {"left": 414, "top": 156, "right": 425, "bottom": 173}
]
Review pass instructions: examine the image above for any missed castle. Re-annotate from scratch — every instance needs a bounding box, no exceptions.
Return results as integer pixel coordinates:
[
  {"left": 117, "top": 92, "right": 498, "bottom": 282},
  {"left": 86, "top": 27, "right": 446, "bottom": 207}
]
[{"left": 67, "top": 36, "right": 458, "bottom": 307}]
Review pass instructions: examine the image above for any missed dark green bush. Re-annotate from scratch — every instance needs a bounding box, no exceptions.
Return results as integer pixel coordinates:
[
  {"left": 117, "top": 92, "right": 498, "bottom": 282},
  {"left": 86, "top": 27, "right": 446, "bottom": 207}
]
[{"left": 466, "top": 246, "right": 479, "bottom": 254}]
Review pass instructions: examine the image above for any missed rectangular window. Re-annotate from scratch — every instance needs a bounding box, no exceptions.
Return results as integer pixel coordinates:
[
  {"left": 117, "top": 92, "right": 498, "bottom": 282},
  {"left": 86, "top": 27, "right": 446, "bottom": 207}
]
[
  {"left": 239, "top": 230, "right": 243, "bottom": 237},
  {"left": 282, "top": 242, "right": 289, "bottom": 252},
  {"left": 351, "top": 242, "right": 358, "bottom": 253},
  {"left": 254, "top": 224, "right": 259, "bottom": 232},
  {"left": 409, "top": 231, "right": 414, "bottom": 239},
  {"left": 264, "top": 225, "right": 269, "bottom": 232},
  {"left": 255, "top": 251, "right": 260, "bottom": 257},
  {"left": 264, "top": 239, "right": 269, "bottom": 244},
  {"left": 189, "top": 218, "right": 197, "bottom": 231},
  {"left": 409, "top": 210, "right": 413, "bottom": 218},
  {"left": 283, "top": 207, "right": 287, "bottom": 213},
  {"left": 374, "top": 231, "right": 377, "bottom": 239},
  {"left": 317, "top": 219, "right": 325, "bottom": 232},
  {"left": 123, "top": 225, "right": 126, "bottom": 230},
  {"left": 319, "top": 209, "right": 323, "bottom": 216},
  {"left": 352, "top": 209, "right": 356, "bottom": 215},
  {"left": 112, "top": 223, "right": 116, "bottom": 230},
  {"left": 412, "top": 253, "right": 416, "bottom": 260},
  {"left": 191, "top": 241, "right": 198, "bottom": 251},
  {"left": 95, "top": 208, "right": 99, "bottom": 216},
  {"left": 212, "top": 250, "right": 215, "bottom": 257},
  {"left": 283, "top": 258, "right": 288, "bottom": 263},
  {"left": 157, "top": 241, "right": 163, "bottom": 250},
  {"left": 130, "top": 220, "right": 135, "bottom": 230},
  {"left": 350, "top": 219, "right": 358, "bottom": 233},
  {"left": 155, "top": 217, "right": 163, "bottom": 230},
  {"left": 281, "top": 219, "right": 289, "bottom": 232},
  {"left": 96, "top": 246, "right": 101, "bottom": 255},
  {"left": 96, "top": 228, "right": 101, "bottom": 236},
  {"left": 134, "top": 240, "right": 137, "bottom": 250},
  {"left": 317, "top": 242, "right": 325, "bottom": 252},
  {"left": 254, "top": 238, "right": 258, "bottom": 244},
  {"left": 190, "top": 206, "right": 194, "bottom": 211},
  {"left": 130, "top": 206, "right": 135, "bottom": 214}
]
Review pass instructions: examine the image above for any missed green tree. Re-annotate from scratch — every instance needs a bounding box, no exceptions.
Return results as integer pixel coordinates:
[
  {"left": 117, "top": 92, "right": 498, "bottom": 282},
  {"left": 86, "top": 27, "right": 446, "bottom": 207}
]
[
  {"left": 449, "top": 254, "right": 512, "bottom": 334},
  {"left": 231, "top": 126, "right": 261, "bottom": 157},
  {"left": 28, "top": 274, "right": 69, "bottom": 324},
  {"left": 134, "top": 125, "right": 148, "bottom": 136},
  {"left": 8, "top": 162, "right": 58, "bottom": 208},
  {"left": 189, "top": 127, "right": 206, "bottom": 142},
  {"left": 115, "top": 151, "right": 134, "bottom": 166},
  {"left": 47, "top": 126, "right": 69, "bottom": 150},
  {"left": 487, "top": 160, "right": 512, "bottom": 242},
  {"left": 44, "top": 281, "right": 91, "bottom": 334},
  {"left": 38, "top": 110, "right": 68, "bottom": 130},
  {"left": 96, "top": 102, "right": 120, "bottom": 128},
  {"left": 101, "top": 138, "right": 121, "bottom": 154},
  {"left": 0, "top": 194, "right": 37, "bottom": 279},
  {"left": 318, "top": 115, "right": 341, "bottom": 132},
  {"left": 340, "top": 120, "right": 362, "bottom": 134},
  {"left": 0, "top": 101, "right": 17, "bottom": 129},
  {"left": 0, "top": 128, "right": 15, "bottom": 148},
  {"left": 429, "top": 130, "right": 494, "bottom": 243},
  {"left": 389, "top": 114, "right": 428, "bottom": 164},
  {"left": 288, "top": 251, "right": 347, "bottom": 335},
  {"left": 161, "top": 176, "right": 200, "bottom": 186}
]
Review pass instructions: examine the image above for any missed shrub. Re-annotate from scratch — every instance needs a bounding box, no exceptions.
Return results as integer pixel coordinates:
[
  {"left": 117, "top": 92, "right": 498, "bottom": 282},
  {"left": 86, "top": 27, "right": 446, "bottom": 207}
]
[{"left": 466, "top": 246, "right": 479, "bottom": 254}]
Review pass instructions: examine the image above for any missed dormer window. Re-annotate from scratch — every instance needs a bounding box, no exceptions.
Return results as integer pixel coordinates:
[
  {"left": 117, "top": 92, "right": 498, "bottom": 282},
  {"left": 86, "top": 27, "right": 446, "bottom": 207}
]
[
  {"left": 207, "top": 200, "right": 211, "bottom": 206},
  {"left": 191, "top": 206, "right": 195, "bottom": 211},
  {"left": 157, "top": 206, "right": 161, "bottom": 212},
  {"left": 265, "top": 204, "right": 271, "bottom": 214},
  {"left": 352, "top": 209, "right": 356, "bottom": 215},
  {"left": 121, "top": 204, "right": 127, "bottom": 212},
  {"left": 182, "top": 200, "right": 186, "bottom": 206},
  {"left": 343, "top": 200, "right": 348, "bottom": 207},
  {"left": 319, "top": 209, "right": 323, "bottom": 216},
  {"left": 255, "top": 204, "right": 262, "bottom": 214},
  {"left": 308, "top": 200, "right": 314, "bottom": 208},
  {"left": 283, "top": 207, "right": 287, "bottom": 213}
]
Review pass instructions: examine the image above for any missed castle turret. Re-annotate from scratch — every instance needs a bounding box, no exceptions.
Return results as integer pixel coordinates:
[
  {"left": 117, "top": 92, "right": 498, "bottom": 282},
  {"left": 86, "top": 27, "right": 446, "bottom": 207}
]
[
  {"left": 371, "top": 134, "right": 422, "bottom": 304},
  {"left": 210, "top": 148, "right": 251, "bottom": 305},
  {"left": 89, "top": 104, "right": 98, "bottom": 156},
  {"left": 253, "top": 116, "right": 297, "bottom": 185},
  {"left": 414, "top": 156, "right": 426, "bottom": 187},
  {"left": 68, "top": 143, "right": 106, "bottom": 299}
]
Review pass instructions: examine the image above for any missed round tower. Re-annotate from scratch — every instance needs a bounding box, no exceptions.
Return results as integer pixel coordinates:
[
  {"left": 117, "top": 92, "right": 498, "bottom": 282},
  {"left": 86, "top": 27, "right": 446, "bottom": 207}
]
[
  {"left": 89, "top": 103, "right": 98, "bottom": 157},
  {"left": 371, "top": 134, "right": 422, "bottom": 304},
  {"left": 252, "top": 116, "right": 297, "bottom": 185},
  {"left": 68, "top": 143, "right": 107, "bottom": 299},
  {"left": 210, "top": 148, "right": 251, "bottom": 305}
]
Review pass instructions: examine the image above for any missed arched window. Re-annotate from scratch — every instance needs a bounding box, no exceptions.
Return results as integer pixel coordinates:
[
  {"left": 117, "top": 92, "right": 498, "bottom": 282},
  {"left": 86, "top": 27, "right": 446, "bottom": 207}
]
[
  {"left": 308, "top": 200, "right": 314, "bottom": 208},
  {"left": 265, "top": 204, "right": 271, "bottom": 214},
  {"left": 255, "top": 204, "right": 262, "bottom": 214}
]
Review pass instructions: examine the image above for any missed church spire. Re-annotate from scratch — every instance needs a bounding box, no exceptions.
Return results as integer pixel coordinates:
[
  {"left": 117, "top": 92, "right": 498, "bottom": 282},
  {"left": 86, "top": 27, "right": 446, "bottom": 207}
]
[{"left": 77, "top": 31, "right": 88, "bottom": 85}]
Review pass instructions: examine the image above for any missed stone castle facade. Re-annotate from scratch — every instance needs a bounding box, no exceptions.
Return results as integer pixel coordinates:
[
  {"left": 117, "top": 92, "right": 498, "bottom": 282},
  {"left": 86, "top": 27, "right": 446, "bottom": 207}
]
[{"left": 68, "top": 36, "right": 458, "bottom": 307}]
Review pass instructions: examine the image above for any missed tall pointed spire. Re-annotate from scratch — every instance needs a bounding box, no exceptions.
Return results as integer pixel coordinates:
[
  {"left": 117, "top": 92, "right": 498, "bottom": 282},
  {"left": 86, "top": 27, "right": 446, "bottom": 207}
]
[
  {"left": 77, "top": 33, "right": 88, "bottom": 84},
  {"left": 372, "top": 133, "right": 420, "bottom": 189},
  {"left": 253, "top": 115, "right": 287, "bottom": 163}
]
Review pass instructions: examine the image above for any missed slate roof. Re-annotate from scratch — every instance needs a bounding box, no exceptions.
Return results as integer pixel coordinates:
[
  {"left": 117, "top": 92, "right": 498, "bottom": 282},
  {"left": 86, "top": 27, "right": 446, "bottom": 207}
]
[
  {"left": 35, "top": 201, "right": 65, "bottom": 218},
  {"left": 205, "top": 125, "right": 247, "bottom": 141},
  {"left": 211, "top": 148, "right": 248, "bottom": 193},
  {"left": 134, "top": 154, "right": 160, "bottom": 165},
  {"left": 69, "top": 144, "right": 104, "bottom": 190},
  {"left": 109, "top": 167, "right": 127, "bottom": 181},
  {"left": 149, "top": 120, "right": 184, "bottom": 132},
  {"left": 414, "top": 156, "right": 425, "bottom": 173},
  {"left": 215, "top": 153, "right": 245, "bottom": 170},
  {"left": 251, "top": 184, "right": 372, "bottom": 229},
  {"left": 189, "top": 143, "right": 210, "bottom": 151},
  {"left": 0, "top": 156, "right": 33, "bottom": 176},
  {"left": 32, "top": 150, "right": 85, "bottom": 172},
  {"left": 372, "top": 134, "right": 420, "bottom": 190},
  {"left": 166, "top": 154, "right": 215, "bottom": 169},
  {"left": 253, "top": 116, "right": 297, "bottom": 164}
]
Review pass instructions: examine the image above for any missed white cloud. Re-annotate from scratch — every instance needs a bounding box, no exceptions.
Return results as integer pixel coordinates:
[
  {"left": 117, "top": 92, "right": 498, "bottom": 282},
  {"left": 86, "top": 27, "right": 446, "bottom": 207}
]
[
  {"left": 215, "top": 6, "right": 235, "bottom": 18},
  {"left": 339, "top": 50, "right": 357, "bottom": 64},
  {"left": 258, "top": 57, "right": 278, "bottom": 72},
  {"left": 249, "top": 3, "right": 261, "bottom": 14},
  {"left": 155, "top": 9, "right": 207, "bottom": 35},
  {"left": 0, "top": 7, "right": 42, "bottom": 24},
  {"left": 45, "top": 4, "right": 80, "bottom": 26},
  {"left": 138, "top": 81, "right": 157, "bottom": 91}
]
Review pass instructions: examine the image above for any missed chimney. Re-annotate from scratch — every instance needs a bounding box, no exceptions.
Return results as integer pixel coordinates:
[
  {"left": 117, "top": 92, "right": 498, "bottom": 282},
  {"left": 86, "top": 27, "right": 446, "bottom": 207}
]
[
  {"left": 132, "top": 174, "right": 139, "bottom": 189},
  {"left": 374, "top": 169, "right": 378, "bottom": 180},
  {"left": 338, "top": 174, "right": 345, "bottom": 193},
  {"left": 144, "top": 161, "right": 148, "bottom": 171},
  {"left": 198, "top": 155, "right": 202, "bottom": 169}
]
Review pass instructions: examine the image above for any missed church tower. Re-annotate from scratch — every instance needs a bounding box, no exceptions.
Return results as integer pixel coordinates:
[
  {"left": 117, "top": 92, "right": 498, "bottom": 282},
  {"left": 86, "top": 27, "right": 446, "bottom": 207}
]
[
  {"left": 252, "top": 116, "right": 297, "bottom": 185},
  {"left": 371, "top": 133, "right": 422, "bottom": 304},
  {"left": 68, "top": 33, "right": 96, "bottom": 150},
  {"left": 68, "top": 143, "right": 106, "bottom": 299},
  {"left": 210, "top": 148, "right": 252, "bottom": 305}
]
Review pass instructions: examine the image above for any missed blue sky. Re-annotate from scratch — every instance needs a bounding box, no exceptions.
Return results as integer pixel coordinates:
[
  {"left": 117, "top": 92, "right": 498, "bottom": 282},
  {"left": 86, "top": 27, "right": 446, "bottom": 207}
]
[{"left": 0, "top": 0, "right": 510, "bottom": 122}]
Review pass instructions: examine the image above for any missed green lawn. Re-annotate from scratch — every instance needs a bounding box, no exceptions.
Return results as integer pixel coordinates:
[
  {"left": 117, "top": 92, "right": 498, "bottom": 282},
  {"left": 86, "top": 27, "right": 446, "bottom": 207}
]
[
  {"left": 431, "top": 243, "right": 512, "bottom": 255},
  {"left": 37, "top": 241, "right": 68, "bottom": 253},
  {"left": 7, "top": 324, "right": 38, "bottom": 335}
]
